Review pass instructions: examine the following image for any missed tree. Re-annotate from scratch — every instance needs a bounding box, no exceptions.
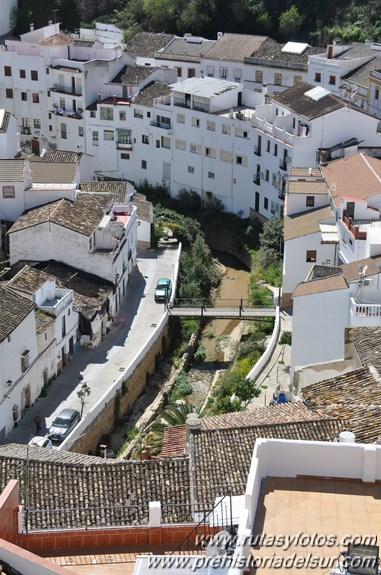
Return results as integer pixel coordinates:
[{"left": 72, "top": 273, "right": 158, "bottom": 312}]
[
  {"left": 279, "top": 5, "right": 304, "bottom": 39},
  {"left": 257, "top": 218, "right": 283, "bottom": 266},
  {"left": 77, "top": 382, "right": 91, "bottom": 417}
]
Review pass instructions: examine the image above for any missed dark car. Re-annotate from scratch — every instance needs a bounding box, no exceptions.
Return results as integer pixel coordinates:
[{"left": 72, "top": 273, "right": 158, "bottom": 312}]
[
  {"left": 154, "top": 277, "right": 172, "bottom": 302},
  {"left": 48, "top": 408, "right": 81, "bottom": 442}
]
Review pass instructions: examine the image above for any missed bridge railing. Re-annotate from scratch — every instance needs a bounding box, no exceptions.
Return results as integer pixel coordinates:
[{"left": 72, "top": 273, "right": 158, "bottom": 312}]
[{"left": 170, "top": 297, "right": 274, "bottom": 308}]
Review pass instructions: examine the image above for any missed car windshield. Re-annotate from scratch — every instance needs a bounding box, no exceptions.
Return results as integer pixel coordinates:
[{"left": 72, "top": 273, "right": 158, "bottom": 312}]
[
  {"left": 158, "top": 280, "right": 170, "bottom": 287},
  {"left": 53, "top": 417, "right": 70, "bottom": 427}
]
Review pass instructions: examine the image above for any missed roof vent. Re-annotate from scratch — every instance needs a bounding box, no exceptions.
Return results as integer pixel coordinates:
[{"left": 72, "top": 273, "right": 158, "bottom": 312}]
[{"left": 339, "top": 431, "right": 355, "bottom": 443}]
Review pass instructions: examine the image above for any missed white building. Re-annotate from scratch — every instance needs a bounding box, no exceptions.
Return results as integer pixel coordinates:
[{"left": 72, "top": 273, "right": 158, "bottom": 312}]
[
  {"left": 0, "top": 284, "right": 56, "bottom": 439},
  {"left": 8, "top": 193, "right": 137, "bottom": 313}
]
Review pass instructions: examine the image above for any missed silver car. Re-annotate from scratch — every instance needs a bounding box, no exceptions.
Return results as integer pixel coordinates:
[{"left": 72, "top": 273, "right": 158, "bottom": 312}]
[{"left": 48, "top": 409, "right": 81, "bottom": 442}]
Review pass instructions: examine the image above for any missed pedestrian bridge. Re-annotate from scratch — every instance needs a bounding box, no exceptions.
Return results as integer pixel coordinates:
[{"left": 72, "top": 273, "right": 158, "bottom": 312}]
[{"left": 166, "top": 298, "right": 276, "bottom": 320}]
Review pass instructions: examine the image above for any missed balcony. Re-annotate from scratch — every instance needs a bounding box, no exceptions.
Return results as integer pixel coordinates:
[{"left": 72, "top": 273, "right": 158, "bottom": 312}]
[
  {"left": 253, "top": 174, "right": 261, "bottom": 186},
  {"left": 254, "top": 145, "right": 261, "bottom": 156},
  {"left": 350, "top": 297, "right": 381, "bottom": 326},
  {"left": 342, "top": 213, "right": 367, "bottom": 240},
  {"left": 51, "top": 84, "right": 82, "bottom": 96},
  {"left": 150, "top": 121, "right": 172, "bottom": 132},
  {"left": 279, "top": 159, "right": 287, "bottom": 171},
  {"left": 20, "top": 126, "right": 31, "bottom": 135},
  {"left": 53, "top": 107, "right": 83, "bottom": 120},
  {"left": 117, "top": 140, "right": 133, "bottom": 150}
]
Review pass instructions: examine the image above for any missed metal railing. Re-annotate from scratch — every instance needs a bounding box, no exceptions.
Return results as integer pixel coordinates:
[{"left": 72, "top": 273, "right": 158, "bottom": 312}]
[{"left": 170, "top": 494, "right": 234, "bottom": 555}]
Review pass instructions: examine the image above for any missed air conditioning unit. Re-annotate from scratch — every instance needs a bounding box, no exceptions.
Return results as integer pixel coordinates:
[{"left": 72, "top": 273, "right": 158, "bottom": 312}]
[{"left": 363, "top": 279, "right": 373, "bottom": 287}]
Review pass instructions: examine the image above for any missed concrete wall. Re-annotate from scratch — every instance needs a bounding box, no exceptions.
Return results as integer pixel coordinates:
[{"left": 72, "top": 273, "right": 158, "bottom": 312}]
[{"left": 70, "top": 321, "right": 170, "bottom": 455}]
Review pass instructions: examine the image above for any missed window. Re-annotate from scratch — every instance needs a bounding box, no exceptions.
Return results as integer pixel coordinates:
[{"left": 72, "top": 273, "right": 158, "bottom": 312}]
[
  {"left": 33, "top": 118, "right": 41, "bottom": 129},
  {"left": 315, "top": 72, "right": 321, "bottom": 82},
  {"left": 31, "top": 70, "right": 38, "bottom": 81},
  {"left": 92, "top": 131, "right": 99, "bottom": 146},
  {"left": 78, "top": 126, "right": 83, "bottom": 137},
  {"left": 62, "top": 316, "right": 66, "bottom": 338},
  {"left": 21, "top": 92, "right": 27, "bottom": 101},
  {"left": 20, "top": 69, "right": 26, "bottom": 79},
  {"left": 375, "top": 88, "right": 379, "bottom": 100},
  {"left": 206, "top": 65, "right": 214, "bottom": 77},
  {"left": 264, "top": 197, "right": 269, "bottom": 210},
  {"left": 161, "top": 136, "right": 171, "bottom": 149},
  {"left": 3, "top": 185, "right": 15, "bottom": 198},
  {"left": 255, "top": 70, "right": 263, "bottom": 83},
  {"left": 134, "top": 109, "right": 143, "bottom": 119},
  {"left": 306, "top": 196, "right": 315, "bottom": 207},
  {"left": 59, "top": 98, "right": 65, "bottom": 110},
  {"left": 141, "top": 160, "right": 147, "bottom": 169},
  {"left": 265, "top": 169, "right": 269, "bottom": 182},
  {"left": 156, "top": 140, "right": 160, "bottom": 148},
  {"left": 208, "top": 171, "right": 215, "bottom": 179},
  {"left": 236, "top": 154, "right": 248, "bottom": 166},
  {"left": 274, "top": 143, "right": 278, "bottom": 156},
  {"left": 207, "top": 120, "right": 215, "bottom": 131},
  {"left": 306, "top": 250, "right": 317, "bottom": 262},
  {"left": 47, "top": 90, "right": 50, "bottom": 97},
  {"left": 187, "top": 166, "right": 194, "bottom": 174},
  {"left": 60, "top": 123, "right": 67, "bottom": 139},
  {"left": 49, "top": 125, "right": 52, "bottom": 131},
  {"left": 32, "top": 93, "right": 39, "bottom": 103},
  {"left": 176, "top": 67, "right": 182, "bottom": 77},
  {"left": 104, "top": 129, "right": 114, "bottom": 141},
  {"left": 142, "top": 135, "right": 149, "bottom": 144},
  {"left": 205, "top": 146, "right": 216, "bottom": 158},
  {"left": 90, "top": 110, "right": 96, "bottom": 118},
  {"left": 294, "top": 75, "right": 302, "bottom": 84},
  {"left": 220, "top": 150, "right": 233, "bottom": 162},
  {"left": 121, "top": 153, "right": 130, "bottom": 159},
  {"left": 274, "top": 73, "right": 282, "bottom": 86},
  {"left": 175, "top": 139, "right": 186, "bottom": 151},
  {"left": 329, "top": 75, "right": 336, "bottom": 86},
  {"left": 220, "top": 67, "right": 227, "bottom": 79},
  {"left": 4, "top": 66, "right": 11, "bottom": 77},
  {"left": 192, "top": 117, "right": 200, "bottom": 128},
  {"left": 190, "top": 143, "right": 201, "bottom": 154},
  {"left": 177, "top": 113, "right": 185, "bottom": 124},
  {"left": 147, "top": 111, "right": 151, "bottom": 118},
  {"left": 266, "top": 140, "right": 270, "bottom": 153},
  {"left": 119, "top": 110, "right": 126, "bottom": 121},
  {"left": 233, "top": 68, "right": 242, "bottom": 81},
  {"left": 100, "top": 107, "right": 113, "bottom": 121},
  {"left": 6, "top": 88, "right": 13, "bottom": 98},
  {"left": 188, "top": 68, "right": 195, "bottom": 78},
  {"left": 222, "top": 124, "right": 231, "bottom": 135},
  {"left": 236, "top": 127, "right": 248, "bottom": 138}
]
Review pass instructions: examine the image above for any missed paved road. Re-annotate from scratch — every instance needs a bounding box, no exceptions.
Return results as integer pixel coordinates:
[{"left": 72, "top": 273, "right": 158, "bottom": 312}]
[{"left": 2, "top": 246, "right": 180, "bottom": 446}]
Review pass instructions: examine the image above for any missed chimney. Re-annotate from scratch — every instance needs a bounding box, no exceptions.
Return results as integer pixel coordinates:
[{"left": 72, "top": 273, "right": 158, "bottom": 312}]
[
  {"left": 97, "top": 93, "right": 101, "bottom": 103},
  {"left": 140, "top": 446, "right": 152, "bottom": 460},
  {"left": 113, "top": 95, "right": 117, "bottom": 105},
  {"left": 185, "top": 413, "right": 201, "bottom": 443},
  {"left": 217, "top": 32, "right": 223, "bottom": 40},
  {"left": 30, "top": 23, "right": 34, "bottom": 31},
  {"left": 327, "top": 44, "right": 333, "bottom": 59},
  {"left": 48, "top": 20, "right": 53, "bottom": 26}
]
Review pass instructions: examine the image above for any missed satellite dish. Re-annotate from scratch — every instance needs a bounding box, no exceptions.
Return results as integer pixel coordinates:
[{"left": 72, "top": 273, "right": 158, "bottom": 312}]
[{"left": 205, "top": 530, "right": 230, "bottom": 557}]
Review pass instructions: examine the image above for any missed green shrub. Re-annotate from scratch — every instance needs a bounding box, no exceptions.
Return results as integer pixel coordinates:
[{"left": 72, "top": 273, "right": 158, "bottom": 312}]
[
  {"left": 171, "top": 371, "right": 193, "bottom": 401},
  {"left": 194, "top": 344, "right": 206, "bottom": 363},
  {"left": 279, "top": 331, "right": 292, "bottom": 345}
]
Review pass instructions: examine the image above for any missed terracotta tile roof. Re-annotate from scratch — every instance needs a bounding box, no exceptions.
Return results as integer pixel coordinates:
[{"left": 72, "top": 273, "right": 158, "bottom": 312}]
[
  {"left": 41, "top": 150, "right": 81, "bottom": 163},
  {"left": 133, "top": 81, "right": 172, "bottom": 106},
  {"left": 124, "top": 32, "right": 174, "bottom": 58},
  {"left": 341, "top": 255, "right": 381, "bottom": 282},
  {"left": 0, "top": 445, "right": 191, "bottom": 530},
  {"left": 205, "top": 33, "right": 268, "bottom": 62},
  {"left": 0, "top": 159, "right": 26, "bottom": 182},
  {"left": 303, "top": 366, "right": 381, "bottom": 444},
  {"left": 35, "top": 309, "right": 55, "bottom": 334},
  {"left": 293, "top": 274, "right": 348, "bottom": 297},
  {"left": 272, "top": 81, "right": 345, "bottom": 120},
  {"left": 38, "top": 33, "right": 74, "bottom": 46},
  {"left": 284, "top": 205, "right": 333, "bottom": 241},
  {"left": 290, "top": 167, "right": 322, "bottom": 177},
  {"left": 200, "top": 402, "right": 324, "bottom": 430},
  {"left": 8, "top": 194, "right": 112, "bottom": 236},
  {"left": 162, "top": 425, "right": 187, "bottom": 457},
  {"left": 133, "top": 192, "right": 153, "bottom": 224},
  {"left": 121, "top": 65, "right": 157, "bottom": 85},
  {"left": 321, "top": 153, "right": 381, "bottom": 207},
  {"left": 159, "top": 36, "right": 216, "bottom": 62},
  {"left": 248, "top": 38, "right": 321, "bottom": 67},
  {"left": 30, "top": 162, "right": 77, "bottom": 184},
  {"left": 0, "top": 284, "right": 35, "bottom": 343},
  {"left": 80, "top": 182, "right": 128, "bottom": 204},
  {"left": 287, "top": 179, "right": 328, "bottom": 195},
  {"left": 189, "top": 418, "right": 345, "bottom": 509},
  {"left": 7, "top": 263, "right": 112, "bottom": 312},
  {"left": 349, "top": 326, "right": 381, "bottom": 372}
]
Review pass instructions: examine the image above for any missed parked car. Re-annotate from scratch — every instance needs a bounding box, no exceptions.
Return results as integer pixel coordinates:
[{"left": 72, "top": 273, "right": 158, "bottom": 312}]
[
  {"left": 28, "top": 436, "right": 53, "bottom": 449},
  {"left": 154, "top": 278, "right": 172, "bottom": 302},
  {"left": 48, "top": 409, "right": 81, "bottom": 443}
]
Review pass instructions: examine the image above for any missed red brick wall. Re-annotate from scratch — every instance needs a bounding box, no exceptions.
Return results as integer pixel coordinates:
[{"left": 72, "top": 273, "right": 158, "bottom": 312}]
[
  {"left": 0, "top": 480, "right": 19, "bottom": 544},
  {"left": 18, "top": 524, "right": 200, "bottom": 552}
]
